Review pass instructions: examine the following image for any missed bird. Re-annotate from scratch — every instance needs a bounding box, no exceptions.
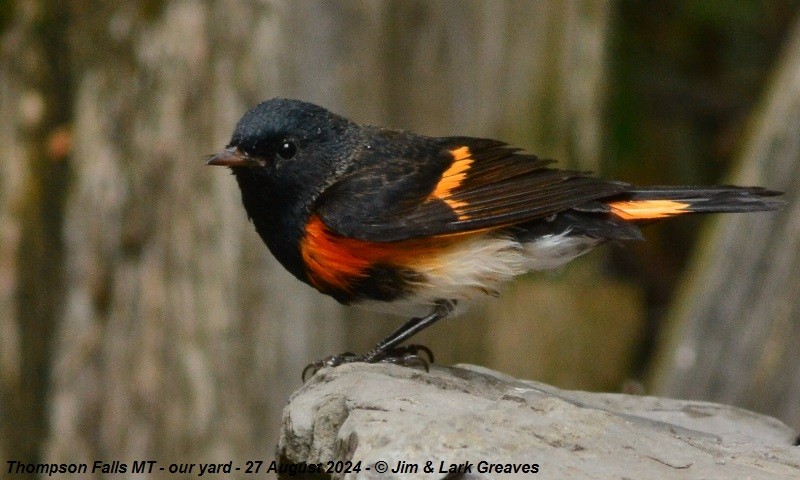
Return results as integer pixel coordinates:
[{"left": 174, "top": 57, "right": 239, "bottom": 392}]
[{"left": 208, "top": 97, "right": 783, "bottom": 379}]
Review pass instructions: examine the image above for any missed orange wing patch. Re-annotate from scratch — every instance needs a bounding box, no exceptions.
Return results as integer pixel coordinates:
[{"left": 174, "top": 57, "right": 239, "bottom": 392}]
[
  {"left": 608, "top": 199, "right": 690, "bottom": 220},
  {"left": 301, "top": 215, "right": 463, "bottom": 293},
  {"left": 429, "top": 146, "right": 473, "bottom": 219}
]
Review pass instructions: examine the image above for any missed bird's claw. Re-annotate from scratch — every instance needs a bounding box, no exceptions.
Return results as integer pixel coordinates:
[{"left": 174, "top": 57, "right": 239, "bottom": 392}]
[
  {"left": 301, "top": 344, "right": 435, "bottom": 381},
  {"left": 373, "top": 344, "right": 434, "bottom": 364},
  {"left": 301, "top": 351, "right": 359, "bottom": 382}
]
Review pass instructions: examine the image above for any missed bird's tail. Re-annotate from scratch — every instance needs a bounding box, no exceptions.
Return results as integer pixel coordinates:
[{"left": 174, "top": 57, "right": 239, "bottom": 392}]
[{"left": 605, "top": 186, "right": 784, "bottom": 221}]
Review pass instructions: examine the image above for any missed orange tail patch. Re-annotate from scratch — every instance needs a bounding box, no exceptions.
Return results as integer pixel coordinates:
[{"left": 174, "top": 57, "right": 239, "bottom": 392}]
[{"left": 608, "top": 199, "right": 690, "bottom": 221}]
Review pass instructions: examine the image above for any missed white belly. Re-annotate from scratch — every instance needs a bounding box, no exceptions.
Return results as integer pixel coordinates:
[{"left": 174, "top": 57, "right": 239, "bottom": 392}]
[{"left": 360, "top": 231, "right": 599, "bottom": 314}]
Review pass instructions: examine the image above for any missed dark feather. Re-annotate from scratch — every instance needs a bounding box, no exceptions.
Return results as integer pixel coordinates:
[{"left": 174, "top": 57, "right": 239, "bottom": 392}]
[
  {"left": 608, "top": 185, "right": 785, "bottom": 214},
  {"left": 317, "top": 137, "right": 630, "bottom": 242}
]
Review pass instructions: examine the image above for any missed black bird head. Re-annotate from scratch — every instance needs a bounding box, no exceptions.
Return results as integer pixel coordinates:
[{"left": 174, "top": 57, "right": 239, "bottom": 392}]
[
  {"left": 209, "top": 97, "right": 354, "bottom": 182},
  {"left": 208, "top": 97, "right": 366, "bottom": 210},
  {"left": 207, "top": 98, "right": 358, "bottom": 279}
]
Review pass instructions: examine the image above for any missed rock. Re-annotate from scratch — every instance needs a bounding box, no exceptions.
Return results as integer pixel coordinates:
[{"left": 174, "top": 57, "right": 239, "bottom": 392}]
[{"left": 278, "top": 363, "right": 800, "bottom": 479}]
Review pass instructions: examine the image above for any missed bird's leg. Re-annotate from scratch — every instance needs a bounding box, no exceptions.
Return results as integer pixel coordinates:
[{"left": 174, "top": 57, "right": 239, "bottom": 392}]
[
  {"left": 302, "top": 300, "right": 455, "bottom": 381},
  {"left": 362, "top": 299, "right": 454, "bottom": 362}
]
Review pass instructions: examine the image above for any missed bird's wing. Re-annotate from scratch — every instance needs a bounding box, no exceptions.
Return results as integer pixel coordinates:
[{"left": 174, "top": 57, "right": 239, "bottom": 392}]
[{"left": 315, "top": 137, "right": 629, "bottom": 242}]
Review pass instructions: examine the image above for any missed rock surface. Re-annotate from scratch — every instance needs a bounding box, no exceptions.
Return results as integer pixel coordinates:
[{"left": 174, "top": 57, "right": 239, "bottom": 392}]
[{"left": 278, "top": 363, "right": 800, "bottom": 479}]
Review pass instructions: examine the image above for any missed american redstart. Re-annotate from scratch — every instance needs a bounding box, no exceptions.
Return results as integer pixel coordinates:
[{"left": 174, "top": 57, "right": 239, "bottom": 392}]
[{"left": 208, "top": 98, "right": 782, "bottom": 379}]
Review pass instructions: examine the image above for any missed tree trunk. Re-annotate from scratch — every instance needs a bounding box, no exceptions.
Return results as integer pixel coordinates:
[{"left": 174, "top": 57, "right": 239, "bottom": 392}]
[
  {"left": 652, "top": 16, "right": 800, "bottom": 430},
  {"left": 42, "top": 0, "right": 359, "bottom": 464},
  {"left": 0, "top": 1, "right": 72, "bottom": 463}
]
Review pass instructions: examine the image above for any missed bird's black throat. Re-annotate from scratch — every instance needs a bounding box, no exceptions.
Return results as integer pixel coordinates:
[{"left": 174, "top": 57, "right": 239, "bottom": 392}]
[{"left": 232, "top": 167, "right": 312, "bottom": 284}]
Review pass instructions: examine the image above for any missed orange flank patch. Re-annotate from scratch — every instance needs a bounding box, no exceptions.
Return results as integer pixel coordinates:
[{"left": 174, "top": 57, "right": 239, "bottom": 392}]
[
  {"left": 300, "top": 215, "right": 464, "bottom": 293},
  {"left": 608, "top": 199, "right": 690, "bottom": 221},
  {"left": 429, "top": 146, "right": 473, "bottom": 217}
]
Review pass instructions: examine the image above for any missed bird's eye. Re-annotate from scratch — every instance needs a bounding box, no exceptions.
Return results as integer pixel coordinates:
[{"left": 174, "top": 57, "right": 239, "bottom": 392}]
[{"left": 277, "top": 140, "right": 297, "bottom": 160}]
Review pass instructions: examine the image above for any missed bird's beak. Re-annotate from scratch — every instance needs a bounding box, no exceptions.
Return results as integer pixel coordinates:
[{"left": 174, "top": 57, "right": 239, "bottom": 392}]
[{"left": 207, "top": 147, "right": 258, "bottom": 167}]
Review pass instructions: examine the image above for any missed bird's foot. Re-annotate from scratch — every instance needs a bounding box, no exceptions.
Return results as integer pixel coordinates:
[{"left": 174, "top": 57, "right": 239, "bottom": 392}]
[{"left": 302, "top": 344, "right": 434, "bottom": 381}]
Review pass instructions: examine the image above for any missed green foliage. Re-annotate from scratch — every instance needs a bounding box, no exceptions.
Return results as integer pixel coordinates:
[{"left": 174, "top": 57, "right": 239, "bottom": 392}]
[
  {"left": 609, "top": 0, "right": 799, "bottom": 184},
  {"left": 0, "top": 0, "right": 13, "bottom": 34}
]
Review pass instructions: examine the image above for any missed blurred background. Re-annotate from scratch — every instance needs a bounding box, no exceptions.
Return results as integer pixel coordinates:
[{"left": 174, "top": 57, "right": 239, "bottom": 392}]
[{"left": 2, "top": 0, "right": 799, "bottom": 474}]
